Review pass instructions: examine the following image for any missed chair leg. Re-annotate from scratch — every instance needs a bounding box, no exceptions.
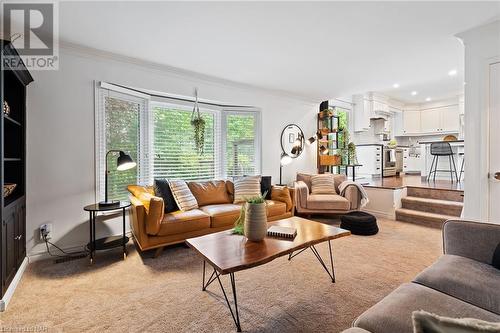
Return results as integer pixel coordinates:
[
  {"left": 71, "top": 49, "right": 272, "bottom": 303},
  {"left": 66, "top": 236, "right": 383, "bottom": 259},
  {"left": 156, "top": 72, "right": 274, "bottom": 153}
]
[
  {"left": 448, "top": 155, "right": 454, "bottom": 183},
  {"left": 433, "top": 156, "right": 438, "bottom": 182},
  {"left": 459, "top": 157, "right": 464, "bottom": 182},
  {"left": 427, "top": 155, "right": 436, "bottom": 182},
  {"left": 451, "top": 154, "right": 459, "bottom": 182}
]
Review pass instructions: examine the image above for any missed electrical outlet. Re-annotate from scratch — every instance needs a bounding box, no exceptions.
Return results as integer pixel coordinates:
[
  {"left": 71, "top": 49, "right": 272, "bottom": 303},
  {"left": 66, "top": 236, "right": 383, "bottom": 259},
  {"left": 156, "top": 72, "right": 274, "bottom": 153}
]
[{"left": 40, "top": 223, "right": 53, "bottom": 240}]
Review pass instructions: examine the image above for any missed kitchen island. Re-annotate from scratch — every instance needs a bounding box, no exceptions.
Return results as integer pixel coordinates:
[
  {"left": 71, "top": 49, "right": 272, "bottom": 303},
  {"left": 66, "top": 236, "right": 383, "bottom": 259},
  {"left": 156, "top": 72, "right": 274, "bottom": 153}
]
[{"left": 420, "top": 140, "right": 464, "bottom": 181}]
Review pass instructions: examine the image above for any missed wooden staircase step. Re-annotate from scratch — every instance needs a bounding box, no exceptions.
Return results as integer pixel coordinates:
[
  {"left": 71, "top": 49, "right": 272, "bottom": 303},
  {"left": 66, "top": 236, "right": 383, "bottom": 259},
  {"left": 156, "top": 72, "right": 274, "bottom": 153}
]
[
  {"left": 401, "top": 196, "right": 463, "bottom": 217},
  {"left": 395, "top": 208, "right": 458, "bottom": 228},
  {"left": 407, "top": 187, "right": 464, "bottom": 202}
]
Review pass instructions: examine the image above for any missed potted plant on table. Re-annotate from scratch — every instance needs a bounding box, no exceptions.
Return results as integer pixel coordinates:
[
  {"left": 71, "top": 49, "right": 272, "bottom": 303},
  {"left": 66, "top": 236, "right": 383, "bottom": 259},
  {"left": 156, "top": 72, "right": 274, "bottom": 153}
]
[{"left": 234, "top": 192, "right": 268, "bottom": 241}]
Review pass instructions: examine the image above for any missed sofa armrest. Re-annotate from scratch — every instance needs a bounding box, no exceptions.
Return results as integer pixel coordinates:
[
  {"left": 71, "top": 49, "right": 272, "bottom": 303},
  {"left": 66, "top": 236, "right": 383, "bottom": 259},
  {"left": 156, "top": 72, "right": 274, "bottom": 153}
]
[
  {"left": 443, "top": 220, "right": 500, "bottom": 265},
  {"left": 342, "top": 184, "right": 361, "bottom": 210},
  {"left": 129, "top": 194, "right": 164, "bottom": 236},
  {"left": 294, "top": 181, "right": 309, "bottom": 210}
]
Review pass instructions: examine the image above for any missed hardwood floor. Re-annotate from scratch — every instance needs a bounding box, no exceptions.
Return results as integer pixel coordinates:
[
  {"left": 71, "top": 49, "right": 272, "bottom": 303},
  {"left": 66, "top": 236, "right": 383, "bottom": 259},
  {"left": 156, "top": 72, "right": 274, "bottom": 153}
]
[{"left": 359, "top": 174, "right": 464, "bottom": 191}]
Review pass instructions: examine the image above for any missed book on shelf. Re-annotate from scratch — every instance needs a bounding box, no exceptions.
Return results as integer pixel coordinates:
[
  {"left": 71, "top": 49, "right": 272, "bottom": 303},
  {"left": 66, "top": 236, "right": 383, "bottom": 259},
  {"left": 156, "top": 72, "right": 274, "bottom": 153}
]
[{"left": 267, "top": 226, "right": 297, "bottom": 239}]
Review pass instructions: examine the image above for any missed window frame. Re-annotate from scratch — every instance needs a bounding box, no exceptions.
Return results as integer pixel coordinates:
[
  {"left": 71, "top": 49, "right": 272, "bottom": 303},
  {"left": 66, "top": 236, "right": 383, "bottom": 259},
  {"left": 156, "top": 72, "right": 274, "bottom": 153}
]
[
  {"left": 95, "top": 82, "right": 262, "bottom": 202},
  {"left": 221, "top": 109, "right": 262, "bottom": 178}
]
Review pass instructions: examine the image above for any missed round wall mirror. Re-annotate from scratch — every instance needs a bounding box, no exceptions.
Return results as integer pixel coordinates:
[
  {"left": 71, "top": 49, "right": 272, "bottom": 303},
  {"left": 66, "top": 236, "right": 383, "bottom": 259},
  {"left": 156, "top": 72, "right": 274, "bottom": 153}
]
[{"left": 280, "top": 124, "right": 305, "bottom": 159}]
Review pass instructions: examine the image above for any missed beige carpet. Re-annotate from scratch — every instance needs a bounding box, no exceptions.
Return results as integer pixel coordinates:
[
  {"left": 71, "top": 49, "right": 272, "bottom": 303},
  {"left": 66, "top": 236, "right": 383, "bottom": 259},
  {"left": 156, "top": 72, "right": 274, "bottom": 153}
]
[{"left": 1, "top": 218, "right": 442, "bottom": 333}]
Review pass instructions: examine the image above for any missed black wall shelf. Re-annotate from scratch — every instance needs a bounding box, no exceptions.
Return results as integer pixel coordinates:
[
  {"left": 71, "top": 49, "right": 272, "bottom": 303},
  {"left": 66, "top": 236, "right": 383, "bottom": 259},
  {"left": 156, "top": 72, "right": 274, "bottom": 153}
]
[{"left": 1, "top": 39, "right": 33, "bottom": 299}]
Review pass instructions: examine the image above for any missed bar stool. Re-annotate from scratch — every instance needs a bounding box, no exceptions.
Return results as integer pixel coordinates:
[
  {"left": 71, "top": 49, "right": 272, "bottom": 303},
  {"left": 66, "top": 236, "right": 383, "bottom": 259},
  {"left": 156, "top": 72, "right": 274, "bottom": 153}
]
[
  {"left": 458, "top": 152, "right": 464, "bottom": 182},
  {"left": 428, "top": 142, "right": 459, "bottom": 182}
]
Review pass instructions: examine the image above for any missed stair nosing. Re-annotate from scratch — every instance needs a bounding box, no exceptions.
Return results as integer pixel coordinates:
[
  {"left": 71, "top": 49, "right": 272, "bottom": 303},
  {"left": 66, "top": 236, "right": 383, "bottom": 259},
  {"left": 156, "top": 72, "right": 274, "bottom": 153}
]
[
  {"left": 402, "top": 196, "right": 463, "bottom": 206},
  {"left": 396, "top": 208, "right": 459, "bottom": 220}
]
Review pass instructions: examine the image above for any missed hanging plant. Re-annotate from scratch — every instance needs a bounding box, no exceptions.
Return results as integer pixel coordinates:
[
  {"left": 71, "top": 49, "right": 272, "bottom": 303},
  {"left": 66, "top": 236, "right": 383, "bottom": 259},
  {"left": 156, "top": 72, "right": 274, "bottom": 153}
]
[{"left": 191, "top": 88, "right": 206, "bottom": 155}]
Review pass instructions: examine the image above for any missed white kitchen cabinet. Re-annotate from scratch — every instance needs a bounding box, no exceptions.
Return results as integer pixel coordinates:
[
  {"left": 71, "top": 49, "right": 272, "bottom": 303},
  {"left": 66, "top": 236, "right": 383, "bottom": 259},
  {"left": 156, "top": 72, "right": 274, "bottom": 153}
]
[
  {"left": 420, "top": 109, "right": 441, "bottom": 133},
  {"left": 402, "top": 111, "right": 421, "bottom": 134},
  {"left": 353, "top": 94, "right": 370, "bottom": 132},
  {"left": 402, "top": 148, "right": 421, "bottom": 173},
  {"left": 393, "top": 112, "right": 404, "bottom": 136},
  {"left": 440, "top": 106, "right": 460, "bottom": 132},
  {"left": 401, "top": 104, "right": 459, "bottom": 135},
  {"left": 356, "top": 145, "right": 382, "bottom": 176}
]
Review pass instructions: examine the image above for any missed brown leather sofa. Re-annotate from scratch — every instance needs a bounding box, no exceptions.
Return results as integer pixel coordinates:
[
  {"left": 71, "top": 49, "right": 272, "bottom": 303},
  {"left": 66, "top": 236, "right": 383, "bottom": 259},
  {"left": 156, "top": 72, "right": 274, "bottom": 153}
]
[
  {"left": 294, "top": 173, "right": 361, "bottom": 215},
  {"left": 128, "top": 180, "right": 294, "bottom": 255}
]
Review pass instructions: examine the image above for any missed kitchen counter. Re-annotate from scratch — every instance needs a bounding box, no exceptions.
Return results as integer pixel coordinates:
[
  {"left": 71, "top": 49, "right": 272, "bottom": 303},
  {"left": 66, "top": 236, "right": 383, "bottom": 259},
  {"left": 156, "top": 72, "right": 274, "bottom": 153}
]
[
  {"left": 419, "top": 140, "right": 464, "bottom": 179},
  {"left": 419, "top": 139, "right": 464, "bottom": 144}
]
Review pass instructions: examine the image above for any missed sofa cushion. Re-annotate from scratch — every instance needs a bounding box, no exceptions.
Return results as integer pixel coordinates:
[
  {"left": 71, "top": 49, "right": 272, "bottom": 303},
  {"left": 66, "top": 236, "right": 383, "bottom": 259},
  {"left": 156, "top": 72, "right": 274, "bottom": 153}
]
[
  {"left": 261, "top": 176, "right": 272, "bottom": 199},
  {"left": 233, "top": 175, "right": 262, "bottom": 203},
  {"left": 412, "top": 310, "right": 500, "bottom": 333},
  {"left": 158, "top": 209, "right": 210, "bottom": 236},
  {"left": 168, "top": 179, "right": 199, "bottom": 211},
  {"left": 188, "top": 180, "right": 231, "bottom": 206},
  {"left": 200, "top": 204, "right": 243, "bottom": 228},
  {"left": 266, "top": 200, "right": 287, "bottom": 217},
  {"left": 153, "top": 179, "right": 179, "bottom": 213},
  {"left": 413, "top": 254, "right": 500, "bottom": 314},
  {"left": 271, "top": 186, "right": 292, "bottom": 211},
  {"left": 128, "top": 185, "right": 155, "bottom": 197},
  {"left": 297, "top": 173, "right": 312, "bottom": 192},
  {"left": 311, "top": 174, "right": 337, "bottom": 194},
  {"left": 307, "top": 194, "right": 349, "bottom": 210},
  {"left": 341, "top": 328, "right": 371, "bottom": 333},
  {"left": 354, "top": 283, "right": 500, "bottom": 333}
]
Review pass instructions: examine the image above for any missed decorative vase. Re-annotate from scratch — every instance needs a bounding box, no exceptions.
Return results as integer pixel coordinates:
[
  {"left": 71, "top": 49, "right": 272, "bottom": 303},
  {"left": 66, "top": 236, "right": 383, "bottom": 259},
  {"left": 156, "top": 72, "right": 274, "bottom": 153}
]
[
  {"left": 244, "top": 202, "right": 267, "bottom": 241},
  {"left": 3, "top": 101, "right": 10, "bottom": 116}
]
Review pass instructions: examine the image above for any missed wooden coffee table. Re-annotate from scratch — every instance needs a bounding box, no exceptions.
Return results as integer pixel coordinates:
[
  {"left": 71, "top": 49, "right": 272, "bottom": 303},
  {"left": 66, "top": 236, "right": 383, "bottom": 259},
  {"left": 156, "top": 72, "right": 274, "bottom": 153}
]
[{"left": 186, "top": 216, "right": 350, "bottom": 331}]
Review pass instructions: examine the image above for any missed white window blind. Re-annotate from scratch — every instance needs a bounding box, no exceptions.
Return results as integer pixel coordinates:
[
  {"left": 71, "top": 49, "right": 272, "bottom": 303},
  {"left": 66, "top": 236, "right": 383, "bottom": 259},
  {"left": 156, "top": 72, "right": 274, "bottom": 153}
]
[
  {"left": 224, "top": 112, "right": 260, "bottom": 177},
  {"left": 152, "top": 102, "right": 221, "bottom": 181},
  {"left": 96, "top": 83, "right": 261, "bottom": 202},
  {"left": 96, "top": 88, "right": 149, "bottom": 201}
]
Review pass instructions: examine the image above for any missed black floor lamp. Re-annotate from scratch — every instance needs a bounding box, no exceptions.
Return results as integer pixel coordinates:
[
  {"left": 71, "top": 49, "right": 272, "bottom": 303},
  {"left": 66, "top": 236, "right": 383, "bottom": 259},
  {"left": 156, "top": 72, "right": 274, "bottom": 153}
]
[{"left": 99, "top": 150, "right": 136, "bottom": 207}]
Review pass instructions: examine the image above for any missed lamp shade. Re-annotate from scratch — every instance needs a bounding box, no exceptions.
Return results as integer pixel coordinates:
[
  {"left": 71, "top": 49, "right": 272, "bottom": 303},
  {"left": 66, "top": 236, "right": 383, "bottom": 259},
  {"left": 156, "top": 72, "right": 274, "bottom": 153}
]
[
  {"left": 307, "top": 136, "right": 316, "bottom": 145},
  {"left": 116, "top": 151, "right": 136, "bottom": 171},
  {"left": 319, "top": 145, "right": 329, "bottom": 155},
  {"left": 280, "top": 152, "right": 293, "bottom": 166}
]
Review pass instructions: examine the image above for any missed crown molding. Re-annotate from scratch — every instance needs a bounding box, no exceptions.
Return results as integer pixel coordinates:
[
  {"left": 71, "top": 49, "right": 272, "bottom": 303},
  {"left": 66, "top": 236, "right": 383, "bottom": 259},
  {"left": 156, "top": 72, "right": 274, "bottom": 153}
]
[{"left": 59, "top": 41, "right": 319, "bottom": 106}]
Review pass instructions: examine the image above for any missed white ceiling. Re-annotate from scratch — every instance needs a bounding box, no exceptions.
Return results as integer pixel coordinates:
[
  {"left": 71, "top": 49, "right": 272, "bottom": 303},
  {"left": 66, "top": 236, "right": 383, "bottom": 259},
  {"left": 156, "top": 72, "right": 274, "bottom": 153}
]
[{"left": 55, "top": 1, "right": 500, "bottom": 102}]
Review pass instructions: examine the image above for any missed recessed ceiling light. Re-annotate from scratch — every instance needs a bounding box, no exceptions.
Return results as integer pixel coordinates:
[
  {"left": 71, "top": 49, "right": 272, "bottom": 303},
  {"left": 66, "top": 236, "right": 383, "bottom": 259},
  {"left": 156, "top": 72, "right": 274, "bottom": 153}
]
[
  {"left": 425, "top": 97, "right": 432, "bottom": 102},
  {"left": 448, "top": 69, "right": 457, "bottom": 76},
  {"left": 411, "top": 91, "right": 418, "bottom": 96},
  {"left": 393, "top": 83, "right": 400, "bottom": 88}
]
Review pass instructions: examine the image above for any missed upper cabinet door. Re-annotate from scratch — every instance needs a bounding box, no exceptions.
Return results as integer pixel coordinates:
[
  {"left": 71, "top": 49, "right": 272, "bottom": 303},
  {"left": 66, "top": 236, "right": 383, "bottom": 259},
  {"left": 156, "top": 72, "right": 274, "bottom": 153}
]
[
  {"left": 440, "top": 105, "right": 460, "bottom": 132},
  {"left": 420, "top": 109, "right": 441, "bottom": 133},
  {"left": 403, "top": 111, "right": 421, "bottom": 134}
]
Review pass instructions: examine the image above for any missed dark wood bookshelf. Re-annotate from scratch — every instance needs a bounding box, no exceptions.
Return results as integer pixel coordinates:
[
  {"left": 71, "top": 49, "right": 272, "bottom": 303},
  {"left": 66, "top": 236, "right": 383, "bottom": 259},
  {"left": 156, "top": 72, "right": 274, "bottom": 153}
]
[{"left": 1, "top": 39, "right": 33, "bottom": 299}]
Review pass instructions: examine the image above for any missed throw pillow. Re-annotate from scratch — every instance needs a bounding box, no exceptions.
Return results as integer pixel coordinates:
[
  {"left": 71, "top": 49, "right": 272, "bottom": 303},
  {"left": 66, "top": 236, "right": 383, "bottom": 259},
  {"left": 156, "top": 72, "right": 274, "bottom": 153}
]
[
  {"left": 261, "top": 176, "right": 272, "bottom": 199},
  {"left": 492, "top": 243, "right": 500, "bottom": 269},
  {"left": 412, "top": 310, "right": 500, "bottom": 333},
  {"left": 154, "top": 179, "right": 179, "bottom": 213},
  {"left": 297, "top": 173, "right": 312, "bottom": 192},
  {"left": 187, "top": 180, "right": 231, "bottom": 206},
  {"left": 167, "top": 180, "right": 199, "bottom": 211},
  {"left": 271, "top": 186, "right": 292, "bottom": 211},
  {"left": 127, "top": 185, "right": 155, "bottom": 197},
  {"left": 233, "top": 175, "right": 262, "bottom": 203},
  {"left": 311, "top": 174, "right": 337, "bottom": 194}
]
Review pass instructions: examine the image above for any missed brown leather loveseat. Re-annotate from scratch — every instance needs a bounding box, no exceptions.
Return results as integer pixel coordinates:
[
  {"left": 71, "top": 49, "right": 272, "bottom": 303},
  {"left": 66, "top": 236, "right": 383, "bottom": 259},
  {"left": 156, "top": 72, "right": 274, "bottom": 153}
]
[{"left": 128, "top": 180, "right": 294, "bottom": 255}]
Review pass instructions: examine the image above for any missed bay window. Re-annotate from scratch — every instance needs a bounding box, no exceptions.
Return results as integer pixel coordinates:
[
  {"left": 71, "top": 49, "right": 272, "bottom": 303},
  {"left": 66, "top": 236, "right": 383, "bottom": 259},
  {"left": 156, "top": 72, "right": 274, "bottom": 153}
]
[{"left": 96, "top": 83, "right": 261, "bottom": 201}]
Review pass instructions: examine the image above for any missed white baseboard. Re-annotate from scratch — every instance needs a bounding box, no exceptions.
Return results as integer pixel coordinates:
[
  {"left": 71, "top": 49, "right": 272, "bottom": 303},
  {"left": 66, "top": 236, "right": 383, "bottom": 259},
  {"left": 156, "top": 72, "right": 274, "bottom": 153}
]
[
  {"left": 28, "top": 244, "right": 87, "bottom": 263},
  {"left": 0, "top": 256, "right": 29, "bottom": 312},
  {"left": 362, "top": 208, "right": 395, "bottom": 220}
]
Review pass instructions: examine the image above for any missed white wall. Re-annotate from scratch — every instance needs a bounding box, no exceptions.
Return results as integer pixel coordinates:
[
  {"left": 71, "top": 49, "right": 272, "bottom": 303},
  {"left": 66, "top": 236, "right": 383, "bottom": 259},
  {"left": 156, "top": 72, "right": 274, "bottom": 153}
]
[
  {"left": 26, "top": 46, "right": 318, "bottom": 257},
  {"left": 456, "top": 20, "right": 500, "bottom": 221}
]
